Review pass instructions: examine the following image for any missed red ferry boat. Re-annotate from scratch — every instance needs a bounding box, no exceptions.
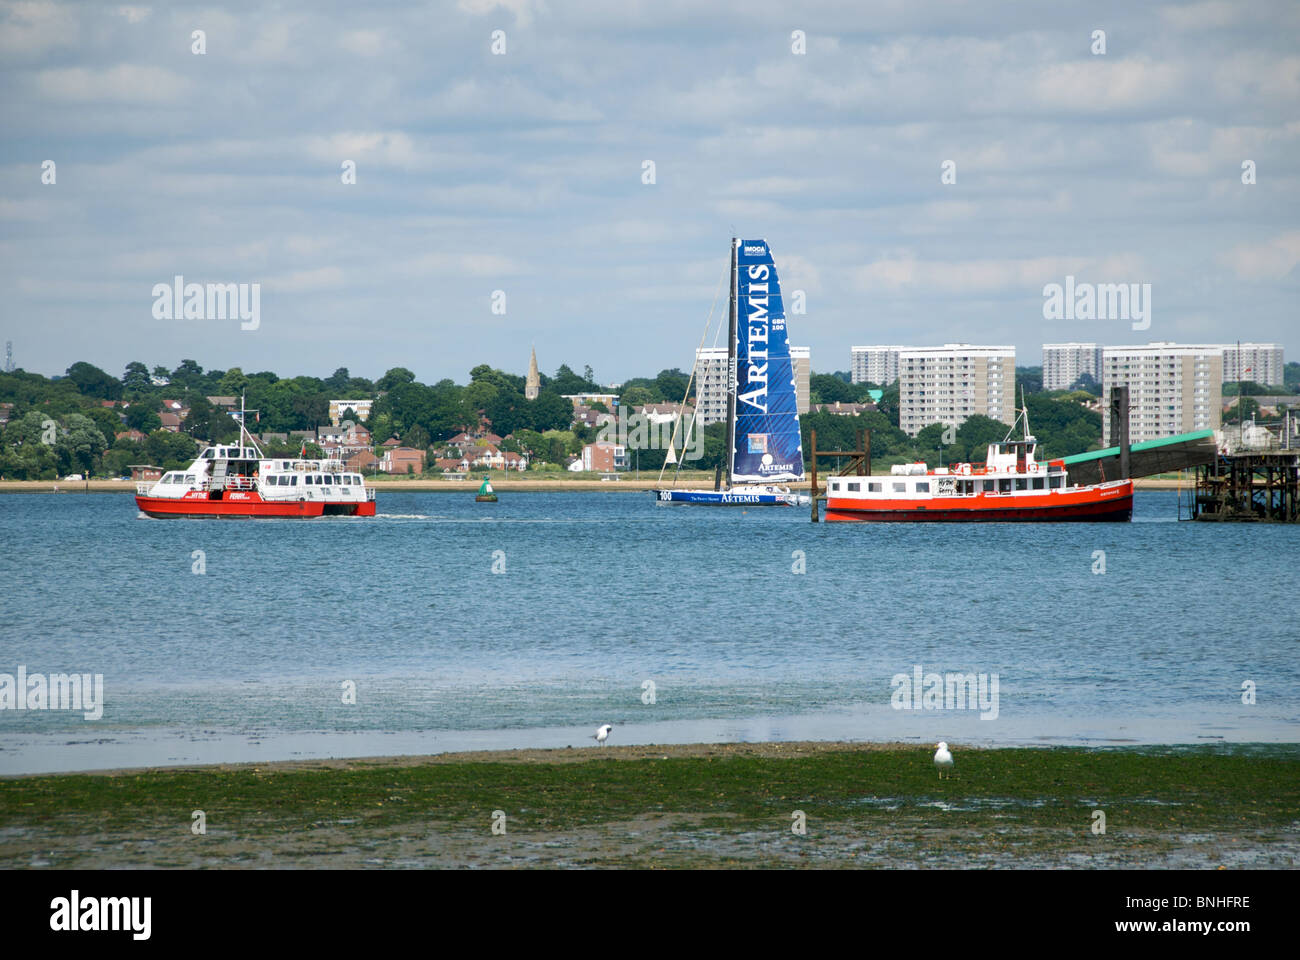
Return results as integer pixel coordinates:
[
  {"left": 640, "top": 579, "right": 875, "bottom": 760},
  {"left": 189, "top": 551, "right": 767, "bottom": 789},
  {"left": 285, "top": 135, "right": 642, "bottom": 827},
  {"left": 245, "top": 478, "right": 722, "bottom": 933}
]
[
  {"left": 134, "top": 416, "right": 376, "bottom": 519},
  {"left": 824, "top": 413, "right": 1132, "bottom": 523}
]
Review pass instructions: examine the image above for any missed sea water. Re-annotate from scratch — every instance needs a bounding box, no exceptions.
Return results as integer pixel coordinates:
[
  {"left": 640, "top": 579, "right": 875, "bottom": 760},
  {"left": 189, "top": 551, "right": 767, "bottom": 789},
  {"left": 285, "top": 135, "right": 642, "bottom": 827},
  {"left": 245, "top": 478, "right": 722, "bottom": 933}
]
[{"left": 0, "top": 490, "right": 1296, "bottom": 772}]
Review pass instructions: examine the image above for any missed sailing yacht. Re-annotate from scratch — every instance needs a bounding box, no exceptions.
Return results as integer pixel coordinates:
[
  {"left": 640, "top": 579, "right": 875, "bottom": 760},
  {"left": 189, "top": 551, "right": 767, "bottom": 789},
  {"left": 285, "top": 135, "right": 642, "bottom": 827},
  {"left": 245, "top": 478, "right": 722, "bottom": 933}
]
[{"left": 652, "top": 238, "right": 810, "bottom": 506}]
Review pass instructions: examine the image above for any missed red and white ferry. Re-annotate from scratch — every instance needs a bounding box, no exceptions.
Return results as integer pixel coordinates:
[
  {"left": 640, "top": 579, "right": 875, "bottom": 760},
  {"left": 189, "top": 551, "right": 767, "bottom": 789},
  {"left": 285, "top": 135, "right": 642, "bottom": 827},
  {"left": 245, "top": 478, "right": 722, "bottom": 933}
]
[
  {"left": 824, "top": 419, "right": 1132, "bottom": 523},
  {"left": 134, "top": 417, "right": 376, "bottom": 519}
]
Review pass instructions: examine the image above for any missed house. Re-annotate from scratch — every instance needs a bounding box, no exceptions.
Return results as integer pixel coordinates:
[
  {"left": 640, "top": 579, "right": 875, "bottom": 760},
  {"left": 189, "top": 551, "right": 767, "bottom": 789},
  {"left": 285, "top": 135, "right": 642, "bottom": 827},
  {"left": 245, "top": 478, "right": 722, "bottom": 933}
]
[
  {"left": 637, "top": 403, "right": 694, "bottom": 424},
  {"left": 435, "top": 457, "right": 467, "bottom": 473},
  {"left": 572, "top": 404, "right": 606, "bottom": 430},
  {"left": 501, "top": 450, "right": 528, "bottom": 471},
  {"left": 478, "top": 432, "right": 504, "bottom": 447},
  {"left": 346, "top": 449, "right": 380, "bottom": 473},
  {"left": 581, "top": 442, "right": 626, "bottom": 472},
  {"left": 206, "top": 396, "right": 238, "bottom": 412},
  {"left": 158, "top": 411, "right": 183, "bottom": 432},
  {"left": 380, "top": 446, "right": 426, "bottom": 474},
  {"left": 467, "top": 444, "right": 505, "bottom": 469},
  {"left": 259, "top": 432, "right": 289, "bottom": 445},
  {"left": 114, "top": 429, "right": 147, "bottom": 443},
  {"left": 128, "top": 464, "right": 164, "bottom": 481},
  {"left": 0, "top": 403, "right": 14, "bottom": 425},
  {"left": 380, "top": 436, "right": 403, "bottom": 449}
]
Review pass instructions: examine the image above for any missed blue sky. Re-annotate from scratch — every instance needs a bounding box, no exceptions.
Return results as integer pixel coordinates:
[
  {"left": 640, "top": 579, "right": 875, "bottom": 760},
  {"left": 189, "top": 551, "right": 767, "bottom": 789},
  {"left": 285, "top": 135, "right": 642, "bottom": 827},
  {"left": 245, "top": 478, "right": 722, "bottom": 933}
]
[{"left": 2, "top": 0, "right": 1297, "bottom": 384}]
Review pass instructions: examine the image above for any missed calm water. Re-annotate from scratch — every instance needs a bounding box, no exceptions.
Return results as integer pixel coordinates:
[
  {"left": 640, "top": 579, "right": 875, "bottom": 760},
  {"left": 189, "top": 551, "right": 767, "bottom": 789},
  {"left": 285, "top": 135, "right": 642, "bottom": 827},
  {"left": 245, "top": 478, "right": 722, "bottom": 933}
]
[{"left": 1, "top": 489, "right": 1297, "bottom": 772}]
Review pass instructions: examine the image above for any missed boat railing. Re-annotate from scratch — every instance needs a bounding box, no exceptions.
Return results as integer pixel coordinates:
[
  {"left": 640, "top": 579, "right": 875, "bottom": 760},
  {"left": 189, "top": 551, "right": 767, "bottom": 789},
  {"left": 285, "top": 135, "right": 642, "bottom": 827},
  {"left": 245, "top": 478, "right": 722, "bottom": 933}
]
[
  {"left": 222, "top": 475, "right": 258, "bottom": 491},
  {"left": 366, "top": 488, "right": 376, "bottom": 501},
  {"left": 135, "top": 482, "right": 153, "bottom": 495}
]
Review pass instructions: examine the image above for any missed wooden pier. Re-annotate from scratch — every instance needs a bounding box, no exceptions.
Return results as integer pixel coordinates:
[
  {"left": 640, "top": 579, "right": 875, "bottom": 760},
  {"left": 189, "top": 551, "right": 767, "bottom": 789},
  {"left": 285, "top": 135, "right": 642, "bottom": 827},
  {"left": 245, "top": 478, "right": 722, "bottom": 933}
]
[
  {"left": 1185, "top": 450, "right": 1300, "bottom": 522},
  {"left": 808, "top": 428, "right": 869, "bottom": 522}
]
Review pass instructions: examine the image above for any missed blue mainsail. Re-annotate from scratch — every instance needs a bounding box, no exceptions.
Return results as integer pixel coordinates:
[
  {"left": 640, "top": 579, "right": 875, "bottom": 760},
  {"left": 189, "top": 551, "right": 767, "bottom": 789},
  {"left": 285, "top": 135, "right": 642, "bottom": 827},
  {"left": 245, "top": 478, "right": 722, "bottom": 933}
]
[{"left": 730, "top": 239, "right": 804, "bottom": 483}]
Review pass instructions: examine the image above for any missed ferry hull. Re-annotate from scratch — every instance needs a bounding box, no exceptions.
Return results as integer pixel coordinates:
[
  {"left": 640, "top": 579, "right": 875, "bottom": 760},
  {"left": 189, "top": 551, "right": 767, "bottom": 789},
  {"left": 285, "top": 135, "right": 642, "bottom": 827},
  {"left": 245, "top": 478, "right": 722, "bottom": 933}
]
[
  {"left": 653, "top": 489, "right": 806, "bottom": 506},
  {"left": 135, "top": 495, "right": 376, "bottom": 519},
  {"left": 825, "top": 486, "right": 1132, "bottom": 523}
]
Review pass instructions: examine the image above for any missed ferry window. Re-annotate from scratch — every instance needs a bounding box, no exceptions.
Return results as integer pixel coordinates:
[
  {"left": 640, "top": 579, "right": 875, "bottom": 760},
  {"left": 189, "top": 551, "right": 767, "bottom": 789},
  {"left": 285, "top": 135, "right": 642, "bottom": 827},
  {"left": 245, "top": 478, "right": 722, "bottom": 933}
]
[
  {"left": 868, "top": 482, "right": 881, "bottom": 492},
  {"left": 203, "top": 449, "right": 214, "bottom": 459},
  {"left": 184, "top": 475, "right": 195, "bottom": 484},
  {"left": 892, "top": 482, "right": 906, "bottom": 493},
  {"left": 830, "top": 481, "right": 839, "bottom": 491},
  {"left": 999, "top": 478, "right": 1011, "bottom": 493},
  {"left": 1015, "top": 478, "right": 1028, "bottom": 491},
  {"left": 982, "top": 480, "right": 994, "bottom": 492},
  {"left": 1032, "top": 477, "right": 1045, "bottom": 490},
  {"left": 915, "top": 482, "right": 930, "bottom": 493},
  {"left": 290, "top": 476, "right": 298, "bottom": 485},
  {"left": 1050, "top": 475, "right": 1064, "bottom": 489},
  {"left": 324, "top": 475, "right": 333, "bottom": 484},
  {"left": 847, "top": 482, "right": 859, "bottom": 492}
]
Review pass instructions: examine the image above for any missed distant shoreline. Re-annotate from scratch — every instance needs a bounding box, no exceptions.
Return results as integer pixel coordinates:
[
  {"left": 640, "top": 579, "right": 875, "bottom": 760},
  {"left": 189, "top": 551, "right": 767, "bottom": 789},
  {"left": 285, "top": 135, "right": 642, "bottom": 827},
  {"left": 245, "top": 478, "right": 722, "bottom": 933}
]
[{"left": 0, "top": 476, "right": 1189, "bottom": 493}]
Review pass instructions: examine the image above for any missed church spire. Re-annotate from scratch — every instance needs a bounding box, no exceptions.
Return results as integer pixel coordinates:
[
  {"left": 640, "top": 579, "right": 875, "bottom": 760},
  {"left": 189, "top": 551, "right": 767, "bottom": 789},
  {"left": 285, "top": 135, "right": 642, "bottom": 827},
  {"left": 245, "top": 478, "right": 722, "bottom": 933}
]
[{"left": 525, "top": 345, "right": 540, "bottom": 400}]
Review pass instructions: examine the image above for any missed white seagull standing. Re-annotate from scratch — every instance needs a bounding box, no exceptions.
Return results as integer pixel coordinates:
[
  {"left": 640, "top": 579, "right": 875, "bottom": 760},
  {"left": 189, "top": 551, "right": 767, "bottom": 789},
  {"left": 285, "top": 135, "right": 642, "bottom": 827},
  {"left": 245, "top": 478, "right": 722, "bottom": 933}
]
[
  {"left": 593, "top": 723, "right": 613, "bottom": 747},
  {"left": 934, "top": 741, "right": 954, "bottom": 779}
]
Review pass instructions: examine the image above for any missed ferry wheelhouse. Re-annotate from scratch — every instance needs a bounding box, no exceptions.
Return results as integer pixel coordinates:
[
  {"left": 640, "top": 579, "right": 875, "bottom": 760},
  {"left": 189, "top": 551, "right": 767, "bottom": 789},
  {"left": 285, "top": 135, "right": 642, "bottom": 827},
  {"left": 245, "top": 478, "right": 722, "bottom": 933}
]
[
  {"left": 134, "top": 416, "right": 376, "bottom": 519},
  {"left": 824, "top": 415, "right": 1132, "bottom": 523}
]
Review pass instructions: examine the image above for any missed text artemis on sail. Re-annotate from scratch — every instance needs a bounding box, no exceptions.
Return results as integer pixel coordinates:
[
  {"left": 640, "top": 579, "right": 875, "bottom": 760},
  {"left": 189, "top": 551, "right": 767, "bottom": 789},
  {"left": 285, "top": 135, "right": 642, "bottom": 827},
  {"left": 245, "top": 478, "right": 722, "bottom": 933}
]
[{"left": 737, "top": 263, "right": 777, "bottom": 413}]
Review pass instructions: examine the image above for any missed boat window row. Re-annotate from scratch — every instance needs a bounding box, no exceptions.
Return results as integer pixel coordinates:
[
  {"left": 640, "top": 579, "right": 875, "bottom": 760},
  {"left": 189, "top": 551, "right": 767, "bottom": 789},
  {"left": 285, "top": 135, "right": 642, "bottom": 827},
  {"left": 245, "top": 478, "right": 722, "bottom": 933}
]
[
  {"left": 293, "top": 474, "right": 363, "bottom": 486},
  {"left": 160, "top": 473, "right": 196, "bottom": 484},
  {"left": 832, "top": 475, "right": 1065, "bottom": 494},
  {"left": 203, "top": 448, "right": 255, "bottom": 459}
]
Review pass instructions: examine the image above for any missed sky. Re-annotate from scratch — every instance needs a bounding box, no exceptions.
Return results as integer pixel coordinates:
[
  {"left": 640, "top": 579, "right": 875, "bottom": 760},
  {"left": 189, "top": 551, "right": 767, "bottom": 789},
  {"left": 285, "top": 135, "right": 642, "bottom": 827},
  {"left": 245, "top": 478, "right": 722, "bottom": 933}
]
[{"left": 2, "top": 0, "right": 1298, "bottom": 386}]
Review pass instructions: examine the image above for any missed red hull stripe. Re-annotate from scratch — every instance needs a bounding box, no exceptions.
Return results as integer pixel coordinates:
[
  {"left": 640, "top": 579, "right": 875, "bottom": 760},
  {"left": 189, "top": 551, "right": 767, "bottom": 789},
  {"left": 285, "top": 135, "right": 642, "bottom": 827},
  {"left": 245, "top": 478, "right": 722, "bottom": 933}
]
[
  {"left": 825, "top": 494, "right": 1133, "bottom": 523},
  {"left": 135, "top": 496, "right": 376, "bottom": 518}
]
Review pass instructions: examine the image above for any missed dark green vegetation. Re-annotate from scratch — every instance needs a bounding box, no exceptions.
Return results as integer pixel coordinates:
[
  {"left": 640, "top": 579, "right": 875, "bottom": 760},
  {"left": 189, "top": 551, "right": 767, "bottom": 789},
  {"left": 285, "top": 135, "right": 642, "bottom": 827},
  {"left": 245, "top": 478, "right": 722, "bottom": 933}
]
[
  {"left": 0, "top": 359, "right": 607, "bottom": 479},
  {"left": 2, "top": 745, "right": 1295, "bottom": 868}
]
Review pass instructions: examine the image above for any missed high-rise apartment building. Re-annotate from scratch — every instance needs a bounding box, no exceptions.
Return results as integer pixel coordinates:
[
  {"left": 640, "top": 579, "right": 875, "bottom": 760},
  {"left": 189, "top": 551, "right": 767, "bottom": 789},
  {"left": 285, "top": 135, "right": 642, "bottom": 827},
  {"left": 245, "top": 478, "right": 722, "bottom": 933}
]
[
  {"left": 849, "top": 346, "right": 904, "bottom": 385},
  {"left": 897, "top": 344, "right": 1015, "bottom": 437},
  {"left": 1042, "top": 343, "right": 1103, "bottom": 391},
  {"left": 1101, "top": 343, "right": 1222, "bottom": 442}
]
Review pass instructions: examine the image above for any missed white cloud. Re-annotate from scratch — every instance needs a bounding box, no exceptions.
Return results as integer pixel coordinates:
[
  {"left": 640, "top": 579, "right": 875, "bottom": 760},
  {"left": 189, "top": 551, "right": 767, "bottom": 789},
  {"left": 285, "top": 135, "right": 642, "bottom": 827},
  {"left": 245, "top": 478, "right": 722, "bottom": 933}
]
[
  {"left": 36, "top": 64, "right": 190, "bottom": 102},
  {"left": 114, "top": 6, "right": 150, "bottom": 24},
  {"left": 0, "top": 0, "right": 77, "bottom": 56},
  {"left": 1218, "top": 232, "right": 1300, "bottom": 280},
  {"left": 457, "top": 0, "right": 548, "bottom": 28}
]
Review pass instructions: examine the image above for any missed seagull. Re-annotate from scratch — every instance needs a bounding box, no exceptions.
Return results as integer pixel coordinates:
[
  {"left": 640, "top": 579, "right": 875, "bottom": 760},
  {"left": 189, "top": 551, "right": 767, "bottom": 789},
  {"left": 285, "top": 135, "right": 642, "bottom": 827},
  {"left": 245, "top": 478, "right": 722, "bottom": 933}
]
[
  {"left": 934, "top": 741, "right": 954, "bottom": 779},
  {"left": 593, "top": 723, "right": 613, "bottom": 747}
]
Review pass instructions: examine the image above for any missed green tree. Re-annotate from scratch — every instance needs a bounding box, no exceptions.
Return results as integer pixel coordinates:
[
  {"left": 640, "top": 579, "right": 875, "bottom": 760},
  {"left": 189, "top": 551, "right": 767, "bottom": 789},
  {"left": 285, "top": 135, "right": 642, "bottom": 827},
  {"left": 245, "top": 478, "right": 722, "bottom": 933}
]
[
  {"left": 55, "top": 414, "right": 108, "bottom": 474},
  {"left": 65, "top": 362, "right": 122, "bottom": 400},
  {"left": 122, "top": 361, "right": 151, "bottom": 392},
  {"left": 124, "top": 403, "right": 162, "bottom": 433},
  {"left": 377, "top": 367, "right": 416, "bottom": 392}
]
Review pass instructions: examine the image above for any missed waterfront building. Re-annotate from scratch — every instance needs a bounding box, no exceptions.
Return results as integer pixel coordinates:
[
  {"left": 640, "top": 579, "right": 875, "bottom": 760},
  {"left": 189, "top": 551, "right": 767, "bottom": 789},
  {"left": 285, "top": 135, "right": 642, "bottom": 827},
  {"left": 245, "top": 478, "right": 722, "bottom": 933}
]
[
  {"left": 897, "top": 344, "right": 1015, "bottom": 437},
  {"left": 1042, "top": 343, "right": 1103, "bottom": 391},
  {"left": 849, "top": 346, "right": 905, "bottom": 386},
  {"left": 1101, "top": 343, "right": 1223, "bottom": 442}
]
